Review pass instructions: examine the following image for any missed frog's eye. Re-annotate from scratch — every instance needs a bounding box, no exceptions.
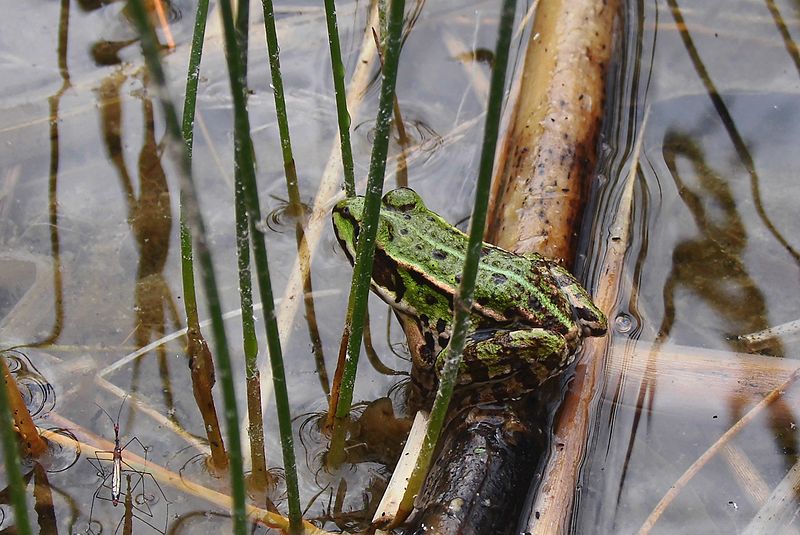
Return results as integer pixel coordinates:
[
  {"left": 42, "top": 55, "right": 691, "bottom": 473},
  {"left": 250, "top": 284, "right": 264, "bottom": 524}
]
[{"left": 383, "top": 187, "right": 422, "bottom": 212}]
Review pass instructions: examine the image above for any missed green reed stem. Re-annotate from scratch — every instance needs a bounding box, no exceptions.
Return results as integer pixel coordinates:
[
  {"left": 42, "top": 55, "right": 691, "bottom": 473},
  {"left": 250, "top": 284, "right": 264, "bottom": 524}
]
[
  {"left": 125, "top": 1, "right": 247, "bottom": 533},
  {"left": 180, "top": 0, "right": 209, "bottom": 156},
  {"left": 322, "top": 0, "right": 355, "bottom": 196},
  {"left": 327, "top": 0, "right": 405, "bottom": 467},
  {"left": 178, "top": 0, "right": 208, "bottom": 355},
  {"left": 260, "top": 0, "right": 302, "bottom": 213},
  {"left": 397, "top": 0, "right": 517, "bottom": 517},
  {"left": 179, "top": 0, "right": 232, "bottom": 473},
  {"left": 178, "top": 0, "right": 209, "bottom": 324},
  {"left": 178, "top": 0, "right": 209, "bottom": 321},
  {"left": 0, "top": 355, "right": 32, "bottom": 535},
  {"left": 218, "top": 0, "right": 302, "bottom": 530},
  {"left": 232, "top": 0, "right": 270, "bottom": 489},
  {"left": 232, "top": 0, "right": 257, "bottom": 393}
]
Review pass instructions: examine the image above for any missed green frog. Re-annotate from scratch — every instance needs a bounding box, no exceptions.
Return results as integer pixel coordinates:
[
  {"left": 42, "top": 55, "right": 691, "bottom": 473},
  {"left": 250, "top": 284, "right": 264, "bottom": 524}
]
[{"left": 331, "top": 188, "right": 607, "bottom": 400}]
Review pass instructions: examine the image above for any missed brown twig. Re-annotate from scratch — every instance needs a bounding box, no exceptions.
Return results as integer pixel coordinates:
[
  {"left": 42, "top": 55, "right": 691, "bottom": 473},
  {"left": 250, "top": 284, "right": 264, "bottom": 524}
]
[
  {"left": 152, "top": 0, "right": 176, "bottom": 49},
  {"left": 527, "top": 103, "right": 647, "bottom": 533},
  {"left": 0, "top": 355, "right": 47, "bottom": 457}
]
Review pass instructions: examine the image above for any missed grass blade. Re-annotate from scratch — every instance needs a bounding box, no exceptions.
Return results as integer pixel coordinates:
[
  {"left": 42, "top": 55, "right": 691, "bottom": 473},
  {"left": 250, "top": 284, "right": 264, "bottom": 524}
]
[{"left": 396, "top": 0, "right": 518, "bottom": 519}]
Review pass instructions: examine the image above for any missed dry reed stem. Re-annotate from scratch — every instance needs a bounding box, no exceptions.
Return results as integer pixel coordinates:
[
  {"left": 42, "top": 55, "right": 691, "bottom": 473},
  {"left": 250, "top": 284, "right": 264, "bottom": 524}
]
[
  {"left": 743, "top": 456, "right": 800, "bottom": 535},
  {"left": 636, "top": 369, "right": 800, "bottom": 534},
  {"left": 1, "top": 355, "right": 48, "bottom": 457},
  {"left": 722, "top": 445, "right": 770, "bottom": 507},
  {"left": 152, "top": 0, "right": 176, "bottom": 49},
  {"left": 604, "top": 341, "right": 800, "bottom": 415},
  {"left": 40, "top": 419, "right": 332, "bottom": 534}
]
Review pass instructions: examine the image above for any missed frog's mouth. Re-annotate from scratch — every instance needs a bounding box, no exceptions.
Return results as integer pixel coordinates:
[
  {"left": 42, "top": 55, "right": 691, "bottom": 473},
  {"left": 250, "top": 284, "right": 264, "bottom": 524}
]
[
  {"left": 334, "top": 232, "right": 356, "bottom": 265},
  {"left": 332, "top": 208, "right": 359, "bottom": 265},
  {"left": 577, "top": 308, "right": 607, "bottom": 337}
]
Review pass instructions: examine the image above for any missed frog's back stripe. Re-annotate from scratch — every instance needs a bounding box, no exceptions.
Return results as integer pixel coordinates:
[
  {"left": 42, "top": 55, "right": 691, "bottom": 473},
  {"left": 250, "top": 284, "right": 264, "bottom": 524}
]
[{"left": 382, "top": 210, "right": 574, "bottom": 331}]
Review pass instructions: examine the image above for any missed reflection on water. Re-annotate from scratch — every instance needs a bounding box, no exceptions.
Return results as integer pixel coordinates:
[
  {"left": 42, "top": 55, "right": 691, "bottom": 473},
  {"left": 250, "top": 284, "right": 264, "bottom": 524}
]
[
  {"left": 573, "top": 0, "right": 800, "bottom": 532},
  {"left": 97, "top": 72, "right": 185, "bottom": 433},
  {"left": 3, "top": 0, "right": 799, "bottom": 531},
  {"left": 0, "top": 0, "right": 512, "bottom": 531}
]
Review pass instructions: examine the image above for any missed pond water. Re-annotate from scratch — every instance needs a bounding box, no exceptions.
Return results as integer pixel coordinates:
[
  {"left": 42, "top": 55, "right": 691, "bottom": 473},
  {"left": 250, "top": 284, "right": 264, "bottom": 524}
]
[
  {"left": 573, "top": 1, "right": 800, "bottom": 534},
  {"left": 0, "top": 0, "right": 799, "bottom": 533}
]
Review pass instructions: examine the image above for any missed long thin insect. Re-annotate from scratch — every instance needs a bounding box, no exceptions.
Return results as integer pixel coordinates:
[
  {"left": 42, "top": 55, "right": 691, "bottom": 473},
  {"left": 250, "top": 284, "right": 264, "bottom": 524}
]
[
  {"left": 88, "top": 396, "right": 170, "bottom": 534},
  {"left": 95, "top": 396, "right": 128, "bottom": 506}
]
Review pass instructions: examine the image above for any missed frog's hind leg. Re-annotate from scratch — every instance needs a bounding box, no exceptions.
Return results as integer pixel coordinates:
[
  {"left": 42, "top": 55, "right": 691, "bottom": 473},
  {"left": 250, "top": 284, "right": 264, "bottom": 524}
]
[{"left": 437, "top": 328, "right": 570, "bottom": 390}]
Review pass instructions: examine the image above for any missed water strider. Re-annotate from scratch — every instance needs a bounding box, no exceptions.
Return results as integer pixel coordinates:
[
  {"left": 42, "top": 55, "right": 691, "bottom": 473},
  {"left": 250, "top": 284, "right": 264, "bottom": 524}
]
[
  {"left": 87, "top": 398, "right": 168, "bottom": 534},
  {"left": 332, "top": 188, "right": 607, "bottom": 401},
  {"left": 89, "top": 398, "right": 147, "bottom": 506}
]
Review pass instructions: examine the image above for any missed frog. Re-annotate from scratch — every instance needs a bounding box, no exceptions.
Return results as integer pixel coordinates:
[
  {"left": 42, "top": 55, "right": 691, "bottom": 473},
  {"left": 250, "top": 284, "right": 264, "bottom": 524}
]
[{"left": 331, "top": 187, "right": 607, "bottom": 401}]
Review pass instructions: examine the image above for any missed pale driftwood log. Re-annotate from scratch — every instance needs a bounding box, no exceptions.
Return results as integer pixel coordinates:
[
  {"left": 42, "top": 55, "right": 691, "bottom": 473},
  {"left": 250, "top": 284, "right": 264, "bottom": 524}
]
[
  {"left": 487, "top": 0, "right": 619, "bottom": 260},
  {"left": 479, "top": 0, "right": 620, "bottom": 530},
  {"left": 527, "top": 102, "right": 640, "bottom": 534}
]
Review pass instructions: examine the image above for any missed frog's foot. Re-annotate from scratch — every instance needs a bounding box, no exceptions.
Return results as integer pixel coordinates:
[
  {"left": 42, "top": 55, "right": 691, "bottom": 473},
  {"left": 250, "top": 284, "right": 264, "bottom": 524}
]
[{"left": 435, "top": 328, "right": 573, "bottom": 390}]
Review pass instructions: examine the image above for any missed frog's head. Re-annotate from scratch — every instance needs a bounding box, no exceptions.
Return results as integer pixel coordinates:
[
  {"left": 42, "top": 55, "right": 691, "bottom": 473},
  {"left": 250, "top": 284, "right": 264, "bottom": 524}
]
[
  {"left": 549, "top": 264, "right": 608, "bottom": 337},
  {"left": 332, "top": 196, "right": 365, "bottom": 264},
  {"left": 332, "top": 188, "right": 427, "bottom": 263}
]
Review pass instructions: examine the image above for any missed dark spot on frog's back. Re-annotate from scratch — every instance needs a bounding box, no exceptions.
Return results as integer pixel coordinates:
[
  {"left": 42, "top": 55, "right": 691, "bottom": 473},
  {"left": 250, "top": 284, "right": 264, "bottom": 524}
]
[
  {"left": 423, "top": 331, "right": 437, "bottom": 356},
  {"left": 436, "top": 318, "right": 447, "bottom": 335},
  {"left": 491, "top": 273, "right": 507, "bottom": 285},
  {"left": 432, "top": 249, "right": 447, "bottom": 261}
]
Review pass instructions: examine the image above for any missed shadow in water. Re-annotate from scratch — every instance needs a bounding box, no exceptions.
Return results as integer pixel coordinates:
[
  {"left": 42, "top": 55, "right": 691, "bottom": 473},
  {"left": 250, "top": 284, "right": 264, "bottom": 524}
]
[{"left": 97, "top": 73, "right": 182, "bottom": 426}]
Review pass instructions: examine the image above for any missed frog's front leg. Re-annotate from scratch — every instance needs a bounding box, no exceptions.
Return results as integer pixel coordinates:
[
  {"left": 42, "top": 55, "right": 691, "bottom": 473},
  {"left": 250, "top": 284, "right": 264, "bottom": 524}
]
[{"left": 435, "top": 329, "right": 573, "bottom": 390}]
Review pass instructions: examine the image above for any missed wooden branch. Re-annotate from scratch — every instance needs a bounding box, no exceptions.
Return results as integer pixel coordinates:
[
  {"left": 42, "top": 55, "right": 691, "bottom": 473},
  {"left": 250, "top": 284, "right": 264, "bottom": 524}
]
[
  {"left": 488, "top": 0, "right": 619, "bottom": 261},
  {"left": 482, "top": 0, "right": 621, "bottom": 530}
]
